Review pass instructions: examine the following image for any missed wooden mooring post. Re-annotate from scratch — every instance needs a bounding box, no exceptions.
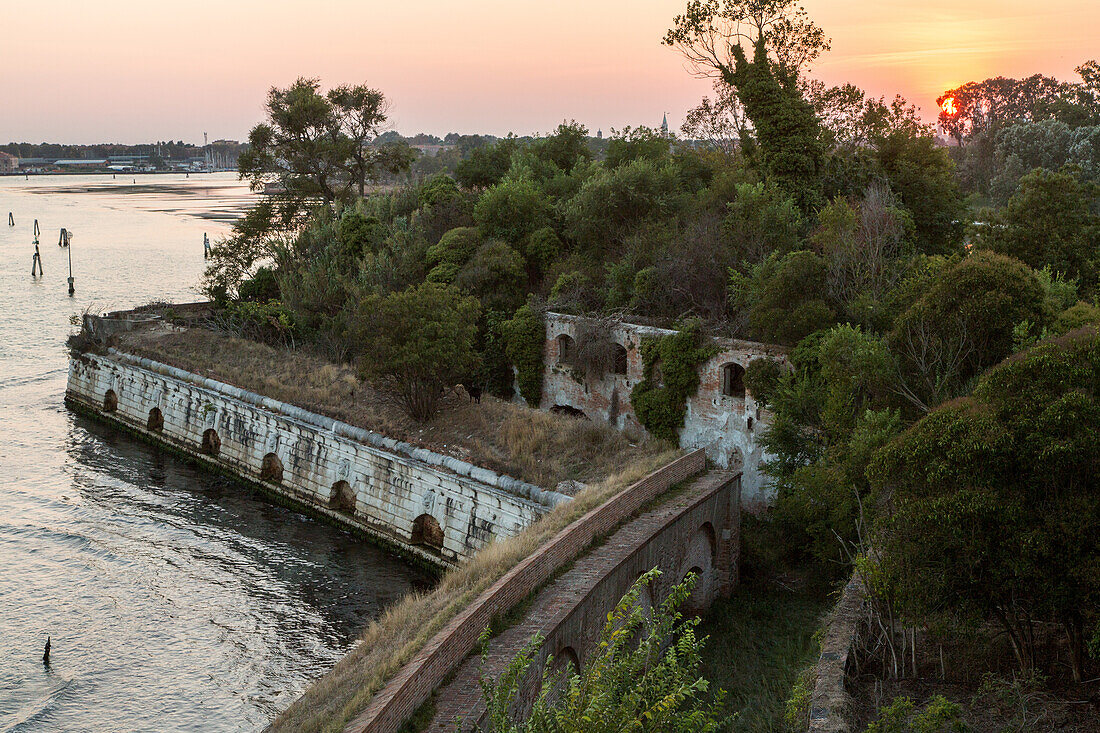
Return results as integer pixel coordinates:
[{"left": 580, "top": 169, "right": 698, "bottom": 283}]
[{"left": 31, "top": 243, "right": 43, "bottom": 277}]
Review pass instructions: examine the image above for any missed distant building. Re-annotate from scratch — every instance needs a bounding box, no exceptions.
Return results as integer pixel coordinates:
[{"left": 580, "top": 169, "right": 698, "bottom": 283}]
[
  {"left": 661, "top": 113, "right": 668, "bottom": 136},
  {"left": 411, "top": 144, "right": 453, "bottom": 156},
  {"left": 54, "top": 159, "right": 108, "bottom": 168},
  {"left": 0, "top": 151, "right": 17, "bottom": 173}
]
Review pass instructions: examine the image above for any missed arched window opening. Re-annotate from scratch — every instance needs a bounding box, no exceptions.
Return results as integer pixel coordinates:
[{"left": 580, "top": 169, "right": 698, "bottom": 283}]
[
  {"left": 147, "top": 407, "right": 164, "bottom": 432},
  {"left": 556, "top": 334, "right": 575, "bottom": 366},
  {"left": 330, "top": 480, "right": 356, "bottom": 514},
  {"left": 611, "top": 343, "right": 628, "bottom": 375},
  {"left": 721, "top": 363, "right": 746, "bottom": 398},
  {"left": 260, "top": 452, "right": 283, "bottom": 483},
  {"left": 201, "top": 428, "right": 220, "bottom": 456},
  {"left": 410, "top": 513, "right": 444, "bottom": 550},
  {"left": 103, "top": 389, "right": 118, "bottom": 412}
]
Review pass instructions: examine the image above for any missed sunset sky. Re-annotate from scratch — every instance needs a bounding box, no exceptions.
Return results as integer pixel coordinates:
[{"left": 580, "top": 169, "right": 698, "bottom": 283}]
[{"left": 2, "top": 0, "right": 1097, "bottom": 144}]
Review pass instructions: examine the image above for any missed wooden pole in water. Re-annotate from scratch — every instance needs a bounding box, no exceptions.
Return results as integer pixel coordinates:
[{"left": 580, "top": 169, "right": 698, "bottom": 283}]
[
  {"left": 31, "top": 243, "right": 43, "bottom": 277},
  {"left": 7, "top": 212, "right": 12, "bottom": 226},
  {"left": 67, "top": 238, "right": 75, "bottom": 295},
  {"left": 43, "top": 636, "right": 51, "bottom": 665},
  {"left": 33, "top": 218, "right": 40, "bottom": 237}
]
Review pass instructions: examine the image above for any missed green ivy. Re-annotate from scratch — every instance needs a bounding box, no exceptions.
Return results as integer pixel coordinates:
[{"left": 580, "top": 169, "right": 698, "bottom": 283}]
[
  {"left": 502, "top": 299, "right": 545, "bottom": 406},
  {"left": 630, "top": 320, "right": 717, "bottom": 444}
]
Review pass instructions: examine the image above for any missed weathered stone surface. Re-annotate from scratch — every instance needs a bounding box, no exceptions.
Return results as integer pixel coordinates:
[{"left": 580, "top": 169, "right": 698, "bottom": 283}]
[
  {"left": 539, "top": 313, "right": 787, "bottom": 507},
  {"left": 66, "top": 350, "right": 562, "bottom": 565}
]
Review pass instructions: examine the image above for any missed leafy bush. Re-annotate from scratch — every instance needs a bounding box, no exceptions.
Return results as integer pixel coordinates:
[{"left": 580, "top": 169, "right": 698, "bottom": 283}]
[
  {"left": 479, "top": 570, "right": 729, "bottom": 733},
  {"left": 869, "top": 327, "right": 1100, "bottom": 680},
  {"left": 352, "top": 282, "right": 481, "bottom": 421},
  {"left": 502, "top": 299, "right": 545, "bottom": 406},
  {"left": 743, "top": 357, "right": 784, "bottom": 408},
  {"left": 748, "top": 251, "right": 837, "bottom": 345},
  {"left": 237, "top": 266, "right": 281, "bottom": 302},
  {"left": 630, "top": 320, "right": 717, "bottom": 443},
  {"left": 864, "top": 695, "right": 966, "bottom": 733}
]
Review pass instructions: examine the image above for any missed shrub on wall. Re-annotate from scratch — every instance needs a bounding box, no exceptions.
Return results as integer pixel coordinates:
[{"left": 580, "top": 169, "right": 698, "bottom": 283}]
[
  {"left": 630, "top": 320, "right": 717, "bottom": 444},
  {"left": 744, "top": 357, "right": 785, "bottom": 408},
  {"left": 503, "top": 298, "right": 545, "bottom": 406}
]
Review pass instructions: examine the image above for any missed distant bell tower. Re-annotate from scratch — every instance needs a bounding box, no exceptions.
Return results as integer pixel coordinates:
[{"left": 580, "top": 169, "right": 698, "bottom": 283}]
[
  {"left": 661, "top": 113, "right": 668, "bottom": 136},
  {"left": 596, "top": 128, "right": 603, "bottom": 139}
]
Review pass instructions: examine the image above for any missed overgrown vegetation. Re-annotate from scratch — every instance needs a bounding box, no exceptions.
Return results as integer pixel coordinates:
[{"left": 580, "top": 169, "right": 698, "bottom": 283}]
[
  {"left": 267, "top": 451, "right": 680, "bottom": 733},
  {"left": 630, "top": 321, "right": 718, "bottom": 443},
  {"left": 173, "top": 1, "right": 1100, "bottom": 728},
  {"left": 480, "top": 571, "right": 729, "bottom": 732}
]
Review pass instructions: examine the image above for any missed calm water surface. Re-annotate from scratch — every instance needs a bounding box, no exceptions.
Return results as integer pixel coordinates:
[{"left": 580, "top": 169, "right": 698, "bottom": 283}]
[{"left": 0, "top": 174, "right": 431, "bottom": 732}]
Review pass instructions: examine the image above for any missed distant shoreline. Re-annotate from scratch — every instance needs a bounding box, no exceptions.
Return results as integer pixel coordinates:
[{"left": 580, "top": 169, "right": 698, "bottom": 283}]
[{"left": 1, "top": 170, "right": 238, "bottom": 177}]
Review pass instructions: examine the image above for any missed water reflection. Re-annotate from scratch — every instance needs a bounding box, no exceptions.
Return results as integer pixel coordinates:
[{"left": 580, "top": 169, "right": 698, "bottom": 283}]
[{"left": 0, "top": 175, "right": 431, "bottom": 732}]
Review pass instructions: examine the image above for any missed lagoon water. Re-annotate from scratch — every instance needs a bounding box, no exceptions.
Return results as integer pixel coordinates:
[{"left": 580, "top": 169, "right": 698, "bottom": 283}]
[{"left": 0, "top": 174, "right": 430, "bottom": 732}]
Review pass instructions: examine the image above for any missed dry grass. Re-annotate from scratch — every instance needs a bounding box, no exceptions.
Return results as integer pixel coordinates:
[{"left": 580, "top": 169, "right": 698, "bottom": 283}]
[
  {"left": 116, "top": 326, "right": 668, "bottom": 488},
  {"left": 267, "top": 450, "right": 680, "bottom": 733}
]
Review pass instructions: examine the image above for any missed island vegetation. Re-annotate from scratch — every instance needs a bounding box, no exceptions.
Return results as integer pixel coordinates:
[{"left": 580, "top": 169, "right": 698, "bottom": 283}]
[{"left": 177, "top": 0, "right": 1100, "bottom": 729}]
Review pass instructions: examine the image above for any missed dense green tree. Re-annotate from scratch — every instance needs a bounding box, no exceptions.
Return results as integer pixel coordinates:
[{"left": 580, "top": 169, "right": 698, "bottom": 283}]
[
  {"left": 722, "top": 181, "right": 803, "bottom": 270},
  {"left": 533, "top": 121, "right": 592, "bottom": 174},
  {"left": 455, "top": 240, "right": 528, "bottom": 312},
  {"left": 726, "top": 37, "right": 825, "bottom": 211},
  {"left": 456, "top": 136, "right": 520, "bottom": 189},
  {"left": 474, "top": 178, "right": 551, "bottom": 245},
  {"left": 605, "top": 126, "right": 672, "bottom": 168},
  {"left": 874, "top": 130, "right": 965, "bottom": 256},
  {"left": 747, "top": 250, "right": 836, "bottom": 345},
  {"left": 889, "top": 251, "right": 1046, "bottom": 412},
  {"left": 869, "top": 328, "right": 1100, "bottom": 680},
  {"left": 426, "top": 226, "right": 482, "bottom": 283},
  {"left": 977, "top": 168, "right": 1100, "bottom": 295},
  {"left": 562, "top": 159, "right": 684, "bottom": 254},
  {"left": 352, "top": 282, "right": 481, "bottom": 421}
]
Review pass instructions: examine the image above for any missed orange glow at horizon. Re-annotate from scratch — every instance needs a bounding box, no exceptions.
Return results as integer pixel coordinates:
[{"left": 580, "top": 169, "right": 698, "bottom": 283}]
[{"left": 0, "top": 1, "right": 1097, "bottom": 143}]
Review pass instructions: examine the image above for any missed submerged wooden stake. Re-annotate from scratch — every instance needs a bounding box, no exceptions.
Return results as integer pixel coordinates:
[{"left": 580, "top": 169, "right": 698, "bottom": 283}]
[{"left": 31, "top": 243, "right": 43, "bottom": 277}]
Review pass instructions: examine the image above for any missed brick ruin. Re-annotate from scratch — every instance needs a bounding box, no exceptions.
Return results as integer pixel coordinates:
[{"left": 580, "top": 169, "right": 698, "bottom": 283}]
[{"left": 538, "top": 313, "right": 787, "bottom": 506}]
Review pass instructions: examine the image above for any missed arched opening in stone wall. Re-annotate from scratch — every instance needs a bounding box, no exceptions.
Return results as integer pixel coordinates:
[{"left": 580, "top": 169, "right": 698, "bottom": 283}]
[
  {"left": 201, "top": 428, "right": 220, "bottom": 456},
  {"left": 721, "top": 362, "right": 746, "bottom": 398},
  {"left": 556, "top": 334, "right": 575, "bottom": 366},
  {"left": 550, "top": 404, "right": 587, "bottom": 420},
  {"left": 410, "top": 513, "right": 444, "bottom": 550},
  {"left": 103, "top": 389, "right": 118, "bottom": 412},
  {"left": 611, "top": 343, "right": 628, "bottom": 375},
  {"left": 681, "top": 523, "right": 718, "bottom": 615},
  {"left": 330, "top": 480, "right": 356, "bottom": 514},
  {"left": 547, "top": 645, "right": 580, "bottom": 702},
  {"left": 682, "top": 566, "right": 707, "bottom": 616},
  {"left": 260, "top": 453, "right": 284, "bottom": 483},
  {"left": 147, "top": 407, "right": 164, "bottom": 432}
]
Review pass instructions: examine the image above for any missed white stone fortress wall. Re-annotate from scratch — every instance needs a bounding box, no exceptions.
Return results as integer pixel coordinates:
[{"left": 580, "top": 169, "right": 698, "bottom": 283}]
[
  {"left": 540, "top": 313, "right": 787, "bottom": 508},
  {"left": 67, "top": 349, "right": 568, "bottom": 567}
]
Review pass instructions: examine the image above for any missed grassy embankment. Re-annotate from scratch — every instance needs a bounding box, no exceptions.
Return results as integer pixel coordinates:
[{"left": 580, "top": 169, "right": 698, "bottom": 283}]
[
  {"left": 268, "top": 450, "right": 681, "bottom": 733},
  {"left": 117, "top": 326, "right": 666, "bottom": 489}
]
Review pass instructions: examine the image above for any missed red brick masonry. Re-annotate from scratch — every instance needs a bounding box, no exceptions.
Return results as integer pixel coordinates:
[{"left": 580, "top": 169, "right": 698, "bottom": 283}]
[
  {"left": 428, "top": 469, "right": 741, "bottom": 730},
  {"left": 344, "top": 450, "right": 708, "bottom": 733}
]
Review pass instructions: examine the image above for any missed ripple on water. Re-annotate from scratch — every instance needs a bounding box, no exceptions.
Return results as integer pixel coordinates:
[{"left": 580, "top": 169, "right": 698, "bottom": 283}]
[{"left": 0, "top": 175, "right": 432, "bottom": 732}]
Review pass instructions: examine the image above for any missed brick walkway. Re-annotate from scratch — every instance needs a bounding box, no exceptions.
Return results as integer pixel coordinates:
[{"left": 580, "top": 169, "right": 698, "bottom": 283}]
[{"left": 425, "top": 470, "right": 735, "bottom": 731}]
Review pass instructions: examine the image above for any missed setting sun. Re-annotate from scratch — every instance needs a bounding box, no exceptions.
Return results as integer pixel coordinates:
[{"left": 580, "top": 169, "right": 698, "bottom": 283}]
[{"left": 941, "top": 96, "right": 958, "bottom": 115}]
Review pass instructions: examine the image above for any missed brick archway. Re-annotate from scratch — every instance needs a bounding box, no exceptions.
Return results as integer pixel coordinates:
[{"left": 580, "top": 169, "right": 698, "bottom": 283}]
[{"left": 260, "top": 453, "right": 284, "bottom": 483}]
